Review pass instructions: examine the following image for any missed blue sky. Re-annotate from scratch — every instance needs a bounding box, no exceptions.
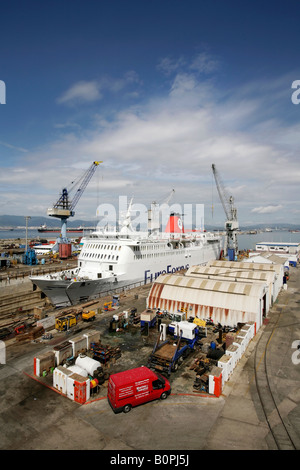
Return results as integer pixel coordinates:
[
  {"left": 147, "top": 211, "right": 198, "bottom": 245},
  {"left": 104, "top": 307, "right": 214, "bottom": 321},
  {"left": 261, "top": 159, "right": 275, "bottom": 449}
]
[{"left": 0, "top": 0, "right": 300, "bottom": 227}]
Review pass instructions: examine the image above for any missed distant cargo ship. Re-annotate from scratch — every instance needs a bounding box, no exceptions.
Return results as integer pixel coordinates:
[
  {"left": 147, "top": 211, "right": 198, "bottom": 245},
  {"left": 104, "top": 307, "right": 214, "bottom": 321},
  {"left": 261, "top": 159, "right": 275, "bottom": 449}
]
[{"left": 38, "top": 224, "right": 83, "bottom": 233}]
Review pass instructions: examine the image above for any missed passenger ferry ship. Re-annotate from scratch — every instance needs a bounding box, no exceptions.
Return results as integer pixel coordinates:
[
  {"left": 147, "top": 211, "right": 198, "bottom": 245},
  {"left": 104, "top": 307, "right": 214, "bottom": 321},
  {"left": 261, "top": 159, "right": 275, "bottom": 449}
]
[{"left": 30, "top": 204, "right": 222, "bottom": 307}]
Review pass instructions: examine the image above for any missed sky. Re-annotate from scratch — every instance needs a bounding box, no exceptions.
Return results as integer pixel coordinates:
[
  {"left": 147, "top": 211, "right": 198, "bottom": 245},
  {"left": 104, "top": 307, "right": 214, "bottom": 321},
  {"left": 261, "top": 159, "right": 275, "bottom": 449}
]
[{"left": 0, "top": 0, "right": 300, "bottom": 229}]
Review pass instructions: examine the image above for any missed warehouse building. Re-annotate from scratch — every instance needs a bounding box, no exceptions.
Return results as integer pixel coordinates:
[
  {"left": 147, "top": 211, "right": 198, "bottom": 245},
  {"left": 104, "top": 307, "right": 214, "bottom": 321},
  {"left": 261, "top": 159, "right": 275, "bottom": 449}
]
[
  {"left": 185, "top": 264, "right": 278, "bottom": 306},
  {"left": 206, "top": 259, "right": 284, "bottom": 301},
  {"left": 147, "top": 272, "right": 269, "bottom": 330}
]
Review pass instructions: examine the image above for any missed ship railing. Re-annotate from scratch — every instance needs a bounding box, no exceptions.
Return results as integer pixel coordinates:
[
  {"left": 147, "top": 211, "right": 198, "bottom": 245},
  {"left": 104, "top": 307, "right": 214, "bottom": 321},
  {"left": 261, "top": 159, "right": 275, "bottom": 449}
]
[{"left": 93, "top": 277, "right": 154, "bottom": 300}]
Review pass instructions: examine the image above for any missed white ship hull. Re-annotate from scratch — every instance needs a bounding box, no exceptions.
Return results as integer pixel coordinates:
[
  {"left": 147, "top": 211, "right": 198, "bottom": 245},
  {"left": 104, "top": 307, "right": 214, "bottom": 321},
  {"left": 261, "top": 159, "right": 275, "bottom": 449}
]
[
  {"left": 30, "top": 209, "right": 222, "bottom": 307},
  {"left": 31, "top": 236, "right": 221, "bottom": 306}
]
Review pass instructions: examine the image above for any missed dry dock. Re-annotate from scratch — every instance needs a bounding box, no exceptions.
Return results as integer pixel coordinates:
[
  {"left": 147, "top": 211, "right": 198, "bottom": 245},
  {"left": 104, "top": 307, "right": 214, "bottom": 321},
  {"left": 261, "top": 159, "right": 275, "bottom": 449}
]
[{"left": 0, "top": 264, "right": 300, "bottom": 451}]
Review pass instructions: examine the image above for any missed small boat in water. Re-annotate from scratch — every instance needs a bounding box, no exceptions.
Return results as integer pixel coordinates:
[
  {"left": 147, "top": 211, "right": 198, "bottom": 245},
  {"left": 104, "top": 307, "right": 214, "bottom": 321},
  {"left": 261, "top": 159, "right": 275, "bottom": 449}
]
[{"left": 38, "top": 224, "right": 83, "bottom": 233}]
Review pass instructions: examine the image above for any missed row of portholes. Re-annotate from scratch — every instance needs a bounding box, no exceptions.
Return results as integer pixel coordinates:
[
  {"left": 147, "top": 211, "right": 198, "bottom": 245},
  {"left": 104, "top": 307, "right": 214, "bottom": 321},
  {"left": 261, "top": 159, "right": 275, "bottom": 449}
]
[
  {"left": 81, "top": 252, "right": 119, "bottom": 261},
  {"left": 85, "top": 243, "right": 121, "bottom": 251}
]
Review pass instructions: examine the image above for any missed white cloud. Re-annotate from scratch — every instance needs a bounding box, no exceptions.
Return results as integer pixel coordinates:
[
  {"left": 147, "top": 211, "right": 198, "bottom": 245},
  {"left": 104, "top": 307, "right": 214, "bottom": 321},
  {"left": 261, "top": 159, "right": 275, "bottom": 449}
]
[
  {"left": 251, "top": 205, "right": 283, "bottom": 214},
  {"left": 190, "top": 52, "right": 220, "bottom": 74},
  {"left": 57, "top": 80, "right": 102, "bottom": 105},
  {"left": 1, "top": 57, "right": 299, "bottom": 225},
  {"left": 57, "top": 72, "right": 142, "bottom": 106},
  {"left": 0, "top": 141, "right": 28, "bottom": 153}
]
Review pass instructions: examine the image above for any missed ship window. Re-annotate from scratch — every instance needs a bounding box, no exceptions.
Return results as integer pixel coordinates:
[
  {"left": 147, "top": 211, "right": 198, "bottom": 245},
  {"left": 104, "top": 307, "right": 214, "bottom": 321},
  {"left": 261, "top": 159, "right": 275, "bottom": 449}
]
[
  {"left": 109, "top": 265, "right": 113, "bottom": 271},
  {"left": 97, "top": 273, "right": 102, "bottom": 278}
]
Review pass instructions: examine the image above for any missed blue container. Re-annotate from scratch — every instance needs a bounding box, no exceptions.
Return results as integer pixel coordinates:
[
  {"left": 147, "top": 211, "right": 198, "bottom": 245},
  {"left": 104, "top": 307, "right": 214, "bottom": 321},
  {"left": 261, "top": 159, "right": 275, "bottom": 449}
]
[
  {"left": 210, "top": 341, "right": 216, "bottom": 350},
  {"left": 228, "top": 249, "right": 235, "bottom": 261}
]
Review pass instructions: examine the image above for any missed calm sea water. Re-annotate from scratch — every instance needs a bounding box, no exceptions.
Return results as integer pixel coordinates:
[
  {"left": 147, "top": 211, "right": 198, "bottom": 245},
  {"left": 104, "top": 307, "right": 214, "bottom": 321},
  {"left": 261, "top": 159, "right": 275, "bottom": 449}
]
[
  {"left": 0, "top": 228, "right": 299, "bottom": 252},
  {"left": 237, "top": 230, "right": 300, "bottom": 251},
  {"left": 0, "top": 229, "right": 89, "bottom": 241}
]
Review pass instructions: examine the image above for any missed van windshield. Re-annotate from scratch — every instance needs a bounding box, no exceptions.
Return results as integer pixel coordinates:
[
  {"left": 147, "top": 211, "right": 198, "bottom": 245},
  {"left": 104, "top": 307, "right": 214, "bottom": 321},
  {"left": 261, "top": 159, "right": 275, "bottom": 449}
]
[{"left": 156, "top": 373, "right": 165, "bottom": 385}]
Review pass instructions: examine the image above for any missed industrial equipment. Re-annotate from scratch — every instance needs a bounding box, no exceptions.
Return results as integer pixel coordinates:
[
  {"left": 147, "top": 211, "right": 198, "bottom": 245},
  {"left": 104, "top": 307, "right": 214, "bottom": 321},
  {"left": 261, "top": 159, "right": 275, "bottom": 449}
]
[
  {"left": 55, "top": 314, "right": 77, "bottom": 331},
  {"left": 103, "top": 301, "right": 113, "bottom": 311},
  {"left": 212, "top": 163, "right": 239, "bottom": 259},
  {"left": 47, "top": 161, "right": 102, "bottom": 243},
  {"left": 148, "top": 321, "right": 201, "bottom": 376},
  {"left": 82, "top": 310, "right": 96, "bottom": 322},
  {"left": 22, "top": 248, "right": 38, "bottom": 265}
]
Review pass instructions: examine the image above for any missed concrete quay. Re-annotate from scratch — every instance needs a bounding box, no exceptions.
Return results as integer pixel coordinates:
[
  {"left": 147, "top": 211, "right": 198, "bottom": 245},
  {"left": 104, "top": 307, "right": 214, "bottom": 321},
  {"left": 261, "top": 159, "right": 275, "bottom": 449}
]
[{"left": 0, "top": 266, "right": 300, "bottom": 452}]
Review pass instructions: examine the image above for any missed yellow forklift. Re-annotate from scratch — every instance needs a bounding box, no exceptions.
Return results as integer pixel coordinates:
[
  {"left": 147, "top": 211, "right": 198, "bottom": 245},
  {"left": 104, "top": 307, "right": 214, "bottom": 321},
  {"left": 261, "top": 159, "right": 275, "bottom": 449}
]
[{"left": 82, "top": 310, "right": 96, "bottom": 322}]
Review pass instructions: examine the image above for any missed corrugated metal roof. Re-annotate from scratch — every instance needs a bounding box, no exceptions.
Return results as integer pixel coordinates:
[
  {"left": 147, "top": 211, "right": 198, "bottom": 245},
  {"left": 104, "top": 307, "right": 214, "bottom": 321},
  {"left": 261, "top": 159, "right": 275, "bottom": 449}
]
[
  {"left": 186, "top": 265, "right": 275, "bottom": 283},
  {"left": 148, "top": 273, "right": 267, "bottom": 315},
  {"left": 207, "top": 259, "right": 282, "bottom": 275},
  {"left": 154, "top": 273, "right": 266, "bottom": 296}
]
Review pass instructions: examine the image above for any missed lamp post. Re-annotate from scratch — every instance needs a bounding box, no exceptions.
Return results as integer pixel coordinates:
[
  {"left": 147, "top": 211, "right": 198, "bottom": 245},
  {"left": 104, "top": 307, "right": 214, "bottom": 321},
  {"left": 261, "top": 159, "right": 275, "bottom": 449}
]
[{"left": 24, "top": 216, "right": 31, "bottom": 251}]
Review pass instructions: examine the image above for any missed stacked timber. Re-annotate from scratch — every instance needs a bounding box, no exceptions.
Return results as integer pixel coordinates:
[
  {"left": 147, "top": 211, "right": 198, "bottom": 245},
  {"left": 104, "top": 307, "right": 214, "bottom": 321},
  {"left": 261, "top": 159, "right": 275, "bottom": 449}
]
[
  {"left": 16, "top": 325, "right": 44, "bottom": 342},
  {"left": 90, "top": 342, "right": 122, "bottom": 364}
]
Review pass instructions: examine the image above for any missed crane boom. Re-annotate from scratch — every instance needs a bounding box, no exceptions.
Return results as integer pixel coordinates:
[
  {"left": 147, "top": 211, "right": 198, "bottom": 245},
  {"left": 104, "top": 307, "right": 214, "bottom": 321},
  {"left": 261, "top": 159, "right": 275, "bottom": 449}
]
[{"left": 69, "top": 161, "right": 101, "bottom": 211}]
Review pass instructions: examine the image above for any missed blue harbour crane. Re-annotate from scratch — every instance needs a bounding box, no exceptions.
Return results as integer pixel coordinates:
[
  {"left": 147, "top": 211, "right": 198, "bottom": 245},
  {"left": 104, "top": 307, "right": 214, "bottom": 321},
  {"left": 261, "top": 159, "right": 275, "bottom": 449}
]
[{"left": 47, "top": 161, "right": 102, "bottom": 244}]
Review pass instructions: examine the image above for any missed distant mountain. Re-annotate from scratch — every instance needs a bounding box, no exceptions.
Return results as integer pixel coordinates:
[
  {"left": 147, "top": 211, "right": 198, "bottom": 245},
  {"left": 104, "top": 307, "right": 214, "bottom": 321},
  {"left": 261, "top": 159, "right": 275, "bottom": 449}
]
[
  {"left": 0, "top": 215, "right": 97, "bottom": 228},
  {"left": 0, "top": 215, "right": 299, "bottom": 231}
]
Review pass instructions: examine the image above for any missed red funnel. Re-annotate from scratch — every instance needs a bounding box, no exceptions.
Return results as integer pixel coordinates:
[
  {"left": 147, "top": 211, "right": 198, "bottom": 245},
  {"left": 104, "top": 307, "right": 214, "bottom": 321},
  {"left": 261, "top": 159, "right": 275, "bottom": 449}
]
[{"left": 165, "top": 213, "right": 184, "bottom": 233}]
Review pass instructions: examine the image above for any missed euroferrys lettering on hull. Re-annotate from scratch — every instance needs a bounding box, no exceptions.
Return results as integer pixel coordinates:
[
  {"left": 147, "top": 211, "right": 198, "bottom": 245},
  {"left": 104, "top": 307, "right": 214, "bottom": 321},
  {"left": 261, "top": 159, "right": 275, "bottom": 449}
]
[{"left": 144, "top": 264, "right": 189, "bottom": 283}]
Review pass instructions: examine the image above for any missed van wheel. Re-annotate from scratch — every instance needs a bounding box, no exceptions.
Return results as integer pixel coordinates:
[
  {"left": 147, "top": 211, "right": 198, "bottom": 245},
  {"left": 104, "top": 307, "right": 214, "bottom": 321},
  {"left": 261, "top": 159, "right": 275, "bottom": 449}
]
[
  {"left": 160, "top": 392, "right": 168, "bottom": 400},
  {"left": 123, "top": 404, "right": 132, "bottom": 413}
]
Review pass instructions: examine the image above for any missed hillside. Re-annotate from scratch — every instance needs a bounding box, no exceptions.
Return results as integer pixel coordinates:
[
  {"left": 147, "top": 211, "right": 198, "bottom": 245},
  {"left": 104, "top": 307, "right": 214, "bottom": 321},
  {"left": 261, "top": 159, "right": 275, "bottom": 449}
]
[{"left": 0, "top": 214, "right": 299, "bottom": 231}]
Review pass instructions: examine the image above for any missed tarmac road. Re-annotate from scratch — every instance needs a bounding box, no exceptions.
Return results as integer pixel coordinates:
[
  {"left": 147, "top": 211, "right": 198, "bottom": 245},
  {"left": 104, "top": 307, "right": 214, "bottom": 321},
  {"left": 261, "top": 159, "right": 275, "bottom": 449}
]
[{"left": 1, "top": 266, "right": 300, "bottom": 453}]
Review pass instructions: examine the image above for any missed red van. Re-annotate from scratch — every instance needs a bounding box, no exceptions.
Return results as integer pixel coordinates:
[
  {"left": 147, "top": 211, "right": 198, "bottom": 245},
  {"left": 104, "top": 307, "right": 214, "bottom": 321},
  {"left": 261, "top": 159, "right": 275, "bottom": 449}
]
[{"left": 107, "top": 366, "right": 171, "bottom": 413}]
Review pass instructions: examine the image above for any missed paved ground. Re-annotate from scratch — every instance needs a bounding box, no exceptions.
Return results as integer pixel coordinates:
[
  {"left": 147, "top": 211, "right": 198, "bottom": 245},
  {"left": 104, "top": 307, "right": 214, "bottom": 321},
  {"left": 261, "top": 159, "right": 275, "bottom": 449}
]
[{"left": 1, "top": 266, "right": 300, "bottom": 455}]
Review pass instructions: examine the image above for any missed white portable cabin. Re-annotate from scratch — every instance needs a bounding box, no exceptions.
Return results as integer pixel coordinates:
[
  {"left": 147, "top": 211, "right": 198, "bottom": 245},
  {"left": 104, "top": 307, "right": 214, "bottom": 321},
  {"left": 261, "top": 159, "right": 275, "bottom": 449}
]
[
  {"left": 83, "top": 330, "right": 100, "bottom": 349},
  {"left": 53, "top": 366, "right": 73, "bottom": 394},
  {"left": 170, "top": 320, "right": 198, "bottom": 340},
  {"left": 53, "top": 341, "right": 73, "bottom": 366},
  {"left": 147, "top": 273, "right": 269, "bottom": 330},
  {"left": 68, "top": 335, "right": 87, "bottom": 357},
  {"left": 34, "top": 351, "right": 55, "bottom": 377}
]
